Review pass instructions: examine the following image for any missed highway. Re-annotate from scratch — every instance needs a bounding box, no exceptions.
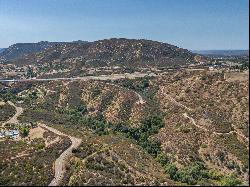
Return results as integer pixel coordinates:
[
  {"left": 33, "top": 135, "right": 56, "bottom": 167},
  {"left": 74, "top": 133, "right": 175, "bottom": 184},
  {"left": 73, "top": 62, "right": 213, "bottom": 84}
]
[{"left": 0, "top": 72, "right": 157, "bottom": 82}]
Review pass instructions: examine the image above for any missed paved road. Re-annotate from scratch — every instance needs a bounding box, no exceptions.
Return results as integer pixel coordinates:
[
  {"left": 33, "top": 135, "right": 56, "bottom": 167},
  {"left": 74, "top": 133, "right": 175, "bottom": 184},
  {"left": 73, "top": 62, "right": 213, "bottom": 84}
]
[
  {"left": 0, "top": 72, "right": 157, "bottom": 82},
  {"left": 39, "top": 124, "right": 82, "bottom": 186}
]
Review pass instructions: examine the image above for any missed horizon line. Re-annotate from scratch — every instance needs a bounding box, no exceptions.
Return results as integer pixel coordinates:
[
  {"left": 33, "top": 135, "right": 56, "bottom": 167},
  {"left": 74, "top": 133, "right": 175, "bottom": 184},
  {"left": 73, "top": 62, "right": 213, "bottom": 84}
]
[{"left": 0, "top": 38, "right": 249, "bottom": 51}]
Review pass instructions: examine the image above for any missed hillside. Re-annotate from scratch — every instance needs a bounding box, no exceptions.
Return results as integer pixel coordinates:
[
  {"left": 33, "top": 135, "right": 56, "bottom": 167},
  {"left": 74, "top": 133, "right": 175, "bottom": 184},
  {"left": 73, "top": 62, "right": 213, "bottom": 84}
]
[
  {"left": 0, "top": 69, "right": 248, "bottom": 186},
  {"left": 0, "top": 124, "right": 71, "bottom": 185},
  {"left": 12, "top": 38, "right": 196, "bottom": 69},
  {"left": 0, "top": 41, "right": 88, "bottom": 62},
  {"left": 154, "top": 70, "right": 249, "bottom": 184}
]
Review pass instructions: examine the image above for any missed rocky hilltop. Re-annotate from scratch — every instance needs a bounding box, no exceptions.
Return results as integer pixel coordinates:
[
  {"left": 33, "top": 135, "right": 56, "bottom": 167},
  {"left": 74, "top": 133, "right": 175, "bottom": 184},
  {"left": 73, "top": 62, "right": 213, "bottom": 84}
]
[
  {"left": 0, "top": 40, "right": 88, "bottom": 62},
  {"left": 11, "top": 38, "right": 196, "bottom": 68}
]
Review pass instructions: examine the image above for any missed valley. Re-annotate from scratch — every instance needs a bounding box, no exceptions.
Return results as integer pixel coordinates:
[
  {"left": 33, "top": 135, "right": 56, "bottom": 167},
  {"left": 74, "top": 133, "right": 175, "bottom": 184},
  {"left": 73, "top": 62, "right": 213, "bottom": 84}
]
[{"left": 0, "top": 38, "right": 248, "bottom": 186}]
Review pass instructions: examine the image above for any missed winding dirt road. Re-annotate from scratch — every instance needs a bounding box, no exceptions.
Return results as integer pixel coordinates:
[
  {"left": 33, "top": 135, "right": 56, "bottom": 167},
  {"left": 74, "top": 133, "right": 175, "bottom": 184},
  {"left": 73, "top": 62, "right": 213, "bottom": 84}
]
[
  {"left": 183, "top": 112, "right": 249, "bottom": 144},
  {"left": 3, "top": 101, "right": 82, "bottom": 186},
  {"left": 39, "top": 124, "right": 82, "bottom": 186},
  {"left": 160, "top": 87, "right": 249, "bottom": 143},
  {"left": 183, "top": 112, "right": 209, "bottom": 132},
  {"left": 106, "top": 82, "right": 146, "bottom": 105},
  {"left": 2, "top": 101, "right": 23, "bottom": 126}
]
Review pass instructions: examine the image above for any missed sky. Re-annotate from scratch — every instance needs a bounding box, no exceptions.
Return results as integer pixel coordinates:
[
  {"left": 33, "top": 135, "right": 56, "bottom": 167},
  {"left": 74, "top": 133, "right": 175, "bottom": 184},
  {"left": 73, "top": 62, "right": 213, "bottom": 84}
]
[{"left": 0, "top": 0, "right": 249, "bottom": 50}]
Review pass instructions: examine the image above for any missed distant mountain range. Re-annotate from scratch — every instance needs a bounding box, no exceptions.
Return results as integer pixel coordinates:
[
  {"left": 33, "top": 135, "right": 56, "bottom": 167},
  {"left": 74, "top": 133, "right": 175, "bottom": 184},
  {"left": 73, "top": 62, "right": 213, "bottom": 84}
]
[
  {"left": 193, "top": 50, "right": 249, "bottom": 57},
  {"left": 0, "top": 48, "right": 5, "bottom": 54},
  {"left": 3, "top": 38, "right": 197, "bottom": 69},
  {"left": 0, "top": 40, "right": 88, "bottom": 62}
]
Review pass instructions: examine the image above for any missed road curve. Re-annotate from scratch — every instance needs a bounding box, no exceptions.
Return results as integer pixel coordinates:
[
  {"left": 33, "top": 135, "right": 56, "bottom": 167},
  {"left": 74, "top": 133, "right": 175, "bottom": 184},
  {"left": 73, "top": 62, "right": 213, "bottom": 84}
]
[
  {"left": 2, "top": 102, "right": 82, "bottom": 186},
  {"left": 2, "top": 101, "right": 23, "bottom": 126},
  {"left": 106, "top": 82, "right": 146, "bottom": 105},
  {"left": 39, "top": 124, "right": 82, "bottom": 186}
]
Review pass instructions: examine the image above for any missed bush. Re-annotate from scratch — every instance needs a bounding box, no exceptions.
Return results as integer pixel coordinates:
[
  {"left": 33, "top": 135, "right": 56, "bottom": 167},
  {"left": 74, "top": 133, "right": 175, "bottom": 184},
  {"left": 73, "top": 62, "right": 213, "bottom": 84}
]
[
  {"left": 163, "top": 162, "right": 215, "bottom": 185},
  {"left": 175, "top": 162, "right": 209, "bottom": 185},
  {"left": 21, "top": 127, "right": 30, "bottom": 137},
  {"left": 156, "top": 153, "right": 169, "bottom": 166},
  {"left": 113, "top": 115, "right": 164, "bottom": 157},
  {"left": 84, "top": 117, "right": 109, "bottom": 136},
  {"left": 207, "top": 169, "right": 222, "bottom": 180},
  {"left": 164, "top": 164, "right": 178, "bottom": 179},
  {"left": 35, "top": 143, "right": 45, "bottom": 150},
  {"left": 220, "top": 175, "right": 241, "bottom": 186},
  {"left": 141, "top": 79, "right": 149, "bottom": 89},
  {"left": 77, "top": 104, "right": 87, "bottom": 114}
]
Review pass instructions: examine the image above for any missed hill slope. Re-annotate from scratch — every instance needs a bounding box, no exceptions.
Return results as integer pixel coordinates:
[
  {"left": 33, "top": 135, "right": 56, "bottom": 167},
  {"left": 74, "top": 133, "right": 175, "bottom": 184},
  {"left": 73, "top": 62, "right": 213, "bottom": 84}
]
[
  {"left": 0, "top": 41, "right": 88, "bottom": 62},
  {"left": 12, "top": 38, "right": 196, "bottom": 69},
  {"left": 0, "top": 70, "right": 248, "bottom": 185}
]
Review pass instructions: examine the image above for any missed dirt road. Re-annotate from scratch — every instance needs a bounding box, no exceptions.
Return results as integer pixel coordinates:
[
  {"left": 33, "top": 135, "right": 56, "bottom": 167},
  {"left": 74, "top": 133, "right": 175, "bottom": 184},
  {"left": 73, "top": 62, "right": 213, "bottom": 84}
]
[
  {"left": 39, "top": 124, "right": 82, "bottom": 186},
  {"left": 2, "top": 101, "right": 23, "bottom": 126},
  {"left": 159, "top": 87, "right": 193, "bottom": 111},
  {"left": 183, "top": 113, "right": 209, "bottom": 132},
  {"left": 3, "top": 101, "right": 82, "bottom": 186},
  {"left": 160, "top": 87, "right": 249, "bottom": 143},
  {"left": 106, "top": 82, "right": 146, "bottom": 105}
]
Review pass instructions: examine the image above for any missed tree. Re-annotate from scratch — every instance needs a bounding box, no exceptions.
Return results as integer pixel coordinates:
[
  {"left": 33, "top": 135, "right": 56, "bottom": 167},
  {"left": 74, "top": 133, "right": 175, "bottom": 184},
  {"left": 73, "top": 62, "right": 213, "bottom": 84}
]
[
  {"left": 27, "top": 66, "right": 35, "bottom": 78},
  {"left": 156, "top": 153, "right": 169, "bottom": 166},
  {"left": 77, "top": 104, "right": 87, "bottom": 114},
  {"left": 165, "top": 164, "right": 178, "bottom": 179},
  {"left": 21, "top": 127, "right": 29, "bottom": 137},
  {"left": 142, "top": 79, "right": 149, "bottom": 88}
]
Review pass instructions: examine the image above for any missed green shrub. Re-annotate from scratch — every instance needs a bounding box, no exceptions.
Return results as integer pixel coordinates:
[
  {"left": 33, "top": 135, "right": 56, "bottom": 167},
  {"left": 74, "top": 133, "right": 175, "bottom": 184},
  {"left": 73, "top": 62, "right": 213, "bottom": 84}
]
[
  {"left": 21, "top": 127, "right": 30, "bottom": 137},
  {"left": 220, "top": 175, "right": 241, "bottom": 186},
  {"left": 77, "top": 104, "right": 87, "bottom": 114},
  {"left": 36, "top": 143, "right": 45, "bottom": 150},
  {"left": 207, "top": 169, "right": 223, "bottom": 180},
  {"left": 156, "top": 153, "right": 169, "bottom": 166},
  {"left": 164, "top": 164, "right": 178, "bottom": 179}
]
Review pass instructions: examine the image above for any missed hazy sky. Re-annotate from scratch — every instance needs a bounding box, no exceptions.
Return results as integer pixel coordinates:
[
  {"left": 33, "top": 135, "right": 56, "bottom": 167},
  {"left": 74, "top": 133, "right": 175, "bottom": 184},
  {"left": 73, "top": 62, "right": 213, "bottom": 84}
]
[{"left": 0, "top": 0, "right": 249, "bottom": 50}]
